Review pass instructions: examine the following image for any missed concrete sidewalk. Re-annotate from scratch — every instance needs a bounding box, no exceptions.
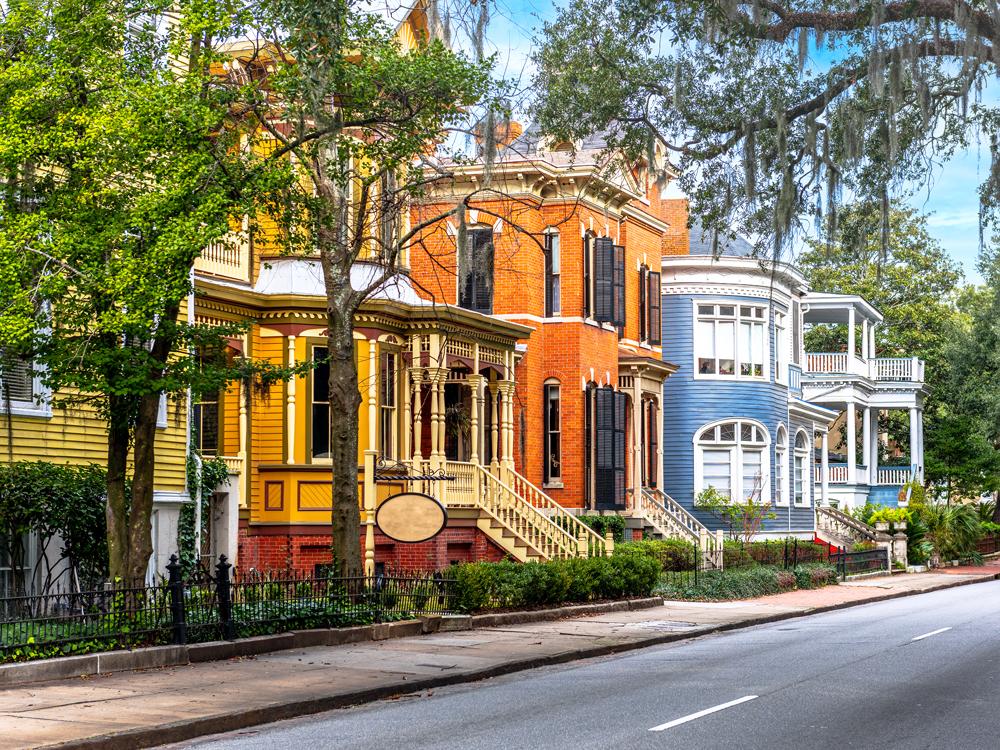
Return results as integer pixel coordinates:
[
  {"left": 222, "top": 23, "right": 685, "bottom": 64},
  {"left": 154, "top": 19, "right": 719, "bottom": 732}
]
[{"left": 3, "top": 565, "right": 998, "bottom": 750}]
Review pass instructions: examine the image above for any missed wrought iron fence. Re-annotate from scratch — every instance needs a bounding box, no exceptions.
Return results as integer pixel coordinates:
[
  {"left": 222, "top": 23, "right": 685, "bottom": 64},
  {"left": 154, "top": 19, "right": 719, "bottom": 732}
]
[
  {"left": 975, "top": 533, "right": 1000, "bottom": 557},
  {"left": 0, "top": 555, "right": 455, "bottom": 664},
  {"left": 723, "top": 539, "right": 831, "bottom": 571},
  {"left": 830, "top": 547, "right": 889, "bottom": 577}
]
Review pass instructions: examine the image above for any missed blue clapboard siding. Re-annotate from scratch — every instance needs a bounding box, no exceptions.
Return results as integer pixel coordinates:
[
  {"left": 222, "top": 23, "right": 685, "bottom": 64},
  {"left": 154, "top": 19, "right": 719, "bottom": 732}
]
[
  {"left": 661, "top": 294, "right": 816, "bottom": 535},
  {"left": 868, "top": 485, "right": 904, "bottom": 508}
]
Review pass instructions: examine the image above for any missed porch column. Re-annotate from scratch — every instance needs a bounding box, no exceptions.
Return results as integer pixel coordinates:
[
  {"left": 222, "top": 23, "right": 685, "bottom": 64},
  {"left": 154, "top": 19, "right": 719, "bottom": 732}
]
[
  {"left": 632, "top": 370, "right": 642, "bottom": 508},
  {"left": 848, "top": 307, "right": 856, "bottom": 361},
  {"left": 909, "top": 407, "right": 919, "bottom": 482},
  {"left": 411, "top": 374, "right": 423, "bottom": 464},
  {"left": 428, "top": 371, "right": 440, "bottom": 470},
  {"left": 286, "top": 335, "right": 296, "bottom": 464},
  {"left": 846, "top": 401, "right": 857, "bottom": 484},
  {"left": 437, "top": 370, "right": 448, "bottom": 467},
  {"left": 862, "top": 406, "right": 872, "bottom": 486},
  {"left": 821, "top": 430, "right": 829, "bottom": 506},
  {"left": 656, "top": 394, "right": 664, "bottom": 491},
  {"left": 368, "top": 339, "right": 378, "bottom": 453},
  {"left": 468, "top": 374, "right": 482, "bottom": 465},
  {"left": 238, "top": 378, "right": 247, "bottom": 509},
  {"left": 916, "top": 408, "right": 924, "bottom": 482},
  {"left": 870, "top": 408, "right": 880, "bottom": 484},
  {"left": 861, "top": 318, "right": 869, "bottom": 360},
  {"left": 363, "top": 450, "right": 377, "bottom": 577},
  {"left": 869, "top": 324, "right": 877, "bottom": 357},
  {"left": 490, "top": 382, "right": 500, "bottom": 475},
  {"left": 499, "top": 380, "right": 515, "bottom": 475}
]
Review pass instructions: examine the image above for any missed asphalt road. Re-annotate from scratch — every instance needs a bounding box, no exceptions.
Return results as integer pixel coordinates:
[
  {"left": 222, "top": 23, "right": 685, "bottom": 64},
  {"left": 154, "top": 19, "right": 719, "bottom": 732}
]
[{"left": 175, "top": 580, "right": 1000, "bottom": 750}]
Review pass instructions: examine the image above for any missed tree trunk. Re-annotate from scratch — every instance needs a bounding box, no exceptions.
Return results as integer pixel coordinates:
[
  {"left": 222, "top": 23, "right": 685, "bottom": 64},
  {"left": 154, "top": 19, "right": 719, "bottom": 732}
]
[
  {"left": 325, "top": 298, "right": 363, "bottom": 578},
  {"left": 106, "top": 407, "right": 132, "bottom": 584},
  {"left": 126, "top": 392, "right": 160, "bottom": 584}
]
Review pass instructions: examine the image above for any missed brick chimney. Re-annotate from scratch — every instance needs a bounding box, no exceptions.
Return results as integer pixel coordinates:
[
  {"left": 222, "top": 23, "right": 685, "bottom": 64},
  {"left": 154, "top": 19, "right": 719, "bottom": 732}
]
[
  {"left": 475, "top": 120, "right": 523, "bottom": 149},
  {"left": 661, "top": 199, "right": 691, "bottom": 256}
]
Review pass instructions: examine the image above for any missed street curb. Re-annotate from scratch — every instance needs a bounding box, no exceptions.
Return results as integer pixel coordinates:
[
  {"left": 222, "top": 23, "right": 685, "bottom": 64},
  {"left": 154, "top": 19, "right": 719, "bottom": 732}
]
[
  {"left": 0, "top": 598, "right": 663, "bottom": 688},
  {"left": 36, "top": 573, "right": 998, "bottom": 750}
]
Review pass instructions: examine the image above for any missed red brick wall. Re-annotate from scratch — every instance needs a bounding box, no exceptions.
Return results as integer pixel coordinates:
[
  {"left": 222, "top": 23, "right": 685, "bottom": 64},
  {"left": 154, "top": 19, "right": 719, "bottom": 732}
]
[
  {"left": 237, "top": 523, "right": 507, "bottom": 573},
  {"left": 661, "top": 199, "right": 691, "bottom": 256},
  {"left": 410, "top": 190, "right": 667, "bottom": 510}
]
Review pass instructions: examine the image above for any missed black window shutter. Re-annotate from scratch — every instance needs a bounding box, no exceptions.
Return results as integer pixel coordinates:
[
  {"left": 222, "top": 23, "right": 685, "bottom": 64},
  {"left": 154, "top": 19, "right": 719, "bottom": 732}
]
[
  {"left": 639, "top": 267, "right": 647, "bottom": 342},
  {"left": 647, "top": 401, "right": 658, "bottom": 489},
  {"left": 593, "top": 238, "right": 614, "bottom": 323},
  {"left": 595, "top": 387, "right": 615, "bottom": 510},
  {"left": 613, "top": 390, "right": 628, "bottom": 509},
  {"left": 613, "top": 244, "right": 625, "bottom": 330},
  {"left": 648, "top": 271, "right": 661, "bottom": 346}
]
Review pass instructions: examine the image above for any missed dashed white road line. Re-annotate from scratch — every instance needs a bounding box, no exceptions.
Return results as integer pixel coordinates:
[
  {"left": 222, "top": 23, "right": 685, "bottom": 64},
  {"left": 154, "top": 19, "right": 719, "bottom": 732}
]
[
  {"left": 648, "top": 696, "right": 759, "bottom": 732},
  {"left": 911, "top": 627, "right": 952, "bottom": 642}
]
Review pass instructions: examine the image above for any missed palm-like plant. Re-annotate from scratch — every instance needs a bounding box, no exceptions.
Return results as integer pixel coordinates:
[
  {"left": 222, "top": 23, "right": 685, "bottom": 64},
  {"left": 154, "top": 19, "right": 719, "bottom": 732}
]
[{"left": 917, "top": 502, "right": 982, "bottom": 564}]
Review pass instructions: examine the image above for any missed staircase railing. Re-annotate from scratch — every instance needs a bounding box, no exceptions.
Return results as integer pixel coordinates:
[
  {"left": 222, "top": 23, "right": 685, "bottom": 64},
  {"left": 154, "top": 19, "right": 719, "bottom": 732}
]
[
  {"left": 501, "top": 466, "right": 610, "bottom": 558},
  {"left": 639, "top": 488, "right": 702, "bottom": 544},
  {"left": 816, "top": 505, "right": 876, "bottom": 545}
]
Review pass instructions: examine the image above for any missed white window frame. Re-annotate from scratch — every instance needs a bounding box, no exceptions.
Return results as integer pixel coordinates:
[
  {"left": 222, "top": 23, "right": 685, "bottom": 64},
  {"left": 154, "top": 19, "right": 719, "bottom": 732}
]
[
  {"left": 0, "top": 359, "right": 52, "bottom": 420},
  {"left": 794, "top": 429, "right": 811, "bottom": 507},
  {"left": 774, "top": 424, "right": 788, "bottom": 507},
  {"left": 692, "top": 301, "right": 770, "bottom": 382},
  {"left": 774, "top": 311, "right": 787, "bottom": 385},
  {"left": 693, "top": 419, "right": 771, "bottom": 503}
]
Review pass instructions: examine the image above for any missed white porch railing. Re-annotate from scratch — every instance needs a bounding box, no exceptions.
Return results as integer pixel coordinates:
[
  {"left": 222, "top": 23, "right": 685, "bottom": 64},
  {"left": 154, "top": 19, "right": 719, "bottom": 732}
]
[
  {"left": 876, "top": 467, "right": 912, "bottom": 485},
  {"left": 806, "top": 352, "right": 849, "bottom": 374},
  {"left": 873, "top": 357, "right": 924, "bottom": 382},
  {"left": 814, "top": 464, "right": 849, "bottom": 484},
  {"left": 194, "top": 237, "right": 250, "bottom": 282}
]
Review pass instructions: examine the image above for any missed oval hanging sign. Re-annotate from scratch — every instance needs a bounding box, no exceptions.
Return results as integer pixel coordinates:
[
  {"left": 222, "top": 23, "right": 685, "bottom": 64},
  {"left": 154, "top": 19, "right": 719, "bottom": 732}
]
[{"left": 375, "top": 492, "right": 448, "bottom": 544}]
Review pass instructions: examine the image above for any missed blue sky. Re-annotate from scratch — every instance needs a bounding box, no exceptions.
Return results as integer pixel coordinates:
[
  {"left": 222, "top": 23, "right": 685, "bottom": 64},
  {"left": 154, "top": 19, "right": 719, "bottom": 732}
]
[{"left": 481, "top": 0, "right": 989, "bottom": 285}]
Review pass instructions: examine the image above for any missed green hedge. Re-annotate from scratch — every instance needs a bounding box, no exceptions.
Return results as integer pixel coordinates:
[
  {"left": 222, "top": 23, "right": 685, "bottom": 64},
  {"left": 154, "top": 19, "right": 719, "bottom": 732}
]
[
  {"left": 656, "top": 562, "right": 839, "bottom": 602},
  {"left": 443, "top": 554, "right": 661, "bottom": 611}
]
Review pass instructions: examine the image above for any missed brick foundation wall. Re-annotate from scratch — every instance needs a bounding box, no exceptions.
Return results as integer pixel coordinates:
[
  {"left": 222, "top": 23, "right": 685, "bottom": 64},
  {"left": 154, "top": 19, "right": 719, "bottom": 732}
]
[{"left": 237, "top": 523, "right": 507, "bottom": 573}]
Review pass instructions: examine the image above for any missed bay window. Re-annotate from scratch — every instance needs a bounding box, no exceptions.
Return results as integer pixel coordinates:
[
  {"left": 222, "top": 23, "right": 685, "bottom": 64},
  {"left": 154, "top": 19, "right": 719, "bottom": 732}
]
[{"left": 695, "top": 303, "right": 767, "bottom": 379}]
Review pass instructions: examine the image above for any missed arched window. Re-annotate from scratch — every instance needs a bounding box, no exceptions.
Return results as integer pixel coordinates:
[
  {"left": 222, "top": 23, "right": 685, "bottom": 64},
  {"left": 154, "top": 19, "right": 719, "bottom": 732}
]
[
  {"left": 694, "top": 420, "right": 770, "bottom": 502},
  {"left": 794, "top": 430, "right": 810, "bottom": 506},
  {"left": 543, "top": 379, "right": 561, "bottom": 485},
  {"left": 458, "top": 225, "right": 494, "bottom": 313},
  {"left": 774, "top": 425, "right": 788, "bottom": 507}
]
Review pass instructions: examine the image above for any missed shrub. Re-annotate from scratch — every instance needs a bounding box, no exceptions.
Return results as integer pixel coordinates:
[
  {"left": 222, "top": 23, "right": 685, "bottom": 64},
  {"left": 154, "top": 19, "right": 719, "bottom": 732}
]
[
  {"left": 615, "top": 539, "right": 696, "bottom": 572},
  {"left": 793, "top": 563, "right": 839, "bottom": 589},
  {"left": 657, "top": 562, "right": 839, "bottom": 601},
  {"left": 444, "top": 554, "right": 660, "bottom": 612},
  {"left": 575, "top": 515, "right": 627, "bottom": 543}
]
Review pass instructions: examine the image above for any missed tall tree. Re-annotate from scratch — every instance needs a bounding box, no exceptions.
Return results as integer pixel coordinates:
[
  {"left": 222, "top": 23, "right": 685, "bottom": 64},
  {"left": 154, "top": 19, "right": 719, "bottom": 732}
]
[
  {"left": 239, "top": 0, "right": 504, "bottom": 575},
  {"left": 533, "top": 0, "right": 1000, "bottom": 259},
  {"left": 0, "top": 0, "right": 294, "bottom": 583}
]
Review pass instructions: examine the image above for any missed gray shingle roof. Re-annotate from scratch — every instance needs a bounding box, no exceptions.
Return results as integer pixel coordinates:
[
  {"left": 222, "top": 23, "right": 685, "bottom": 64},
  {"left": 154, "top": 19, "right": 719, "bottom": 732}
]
[{"left": 688, "top": 223, "right": 756, "bottom": 257}]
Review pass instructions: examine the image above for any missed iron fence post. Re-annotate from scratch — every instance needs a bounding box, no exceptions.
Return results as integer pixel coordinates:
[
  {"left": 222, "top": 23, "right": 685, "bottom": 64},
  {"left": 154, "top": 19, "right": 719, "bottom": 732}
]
[
  {"left": 166, "top": 554, "right": 187, "bottom": 646},
  {"left": 783, "top": 539, "right": 788, "bottom": 570},
  {"left": 793, "top": 538, "right": 798, "bottom": 568},
  {"left": 216, "top": 555, "right": 236, "bottom": 642}
]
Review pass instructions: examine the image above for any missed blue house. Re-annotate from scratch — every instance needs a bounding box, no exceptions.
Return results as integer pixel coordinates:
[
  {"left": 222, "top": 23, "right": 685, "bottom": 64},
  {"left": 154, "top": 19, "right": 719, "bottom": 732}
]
[{"left": 657, "top": 219, "right": 925, "bottom": 539}]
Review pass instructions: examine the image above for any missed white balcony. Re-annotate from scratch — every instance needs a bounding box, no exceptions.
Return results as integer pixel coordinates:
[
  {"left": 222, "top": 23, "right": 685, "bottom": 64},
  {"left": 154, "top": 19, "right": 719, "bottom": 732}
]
[
  {"left": 194, "top": 237, "right": 251, "bottom": 283},
  {"left": 805, "top": 354, "right": 925, "bottom": 382}
]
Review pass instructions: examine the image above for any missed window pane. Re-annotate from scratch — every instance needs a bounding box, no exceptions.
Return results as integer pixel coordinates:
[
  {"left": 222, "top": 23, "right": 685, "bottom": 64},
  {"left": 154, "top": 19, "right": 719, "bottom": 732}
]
[
  {"left": 550, "top": 234, "right": 560, "bottom": 273},
  {"left": 718, "top": 321, "right": 735, "bottom": 374},
  {"left": 719, "top": 306, "right": 735, "bottom": 316},
  {"left": 719, "top": 423, "right": 736, "bottom": 442},
  {"left": 740, "top": 306, "right": 752, "bottom": 317},
  {"left": 380, "top": 353, "right": 395, "bottom": 407},
  {"left": 697, "top": 320, "right": 716, "bottom": 374},
  {"left": 698, "top": 305, "right": 714, "bottom": 315},
  {"left": 775, "top": 451, "right": 784, "bottom": 505},
  {"left": 741, "top": 424, "right": 753, "bottom": 443},
  {"left": 794, "top": 456, "right": 804, "bottom": 503},
  {"left": 742, "top": 449, "right": 762, "bottom": 500},
  {"left": 740, "top": 322, "right": 752, "bottom": 376},
  {"left": 702, "top": 450, "right": 731, "bottom": 496},
  {"left": 200, "top": 402, "right": 218, "bottom": 453},
  {"left": 699, "top": 428, "right": 716, "bottom": 442},
  {"left": 313, "top": 405, "right": 331, "bottom": 458},
  {"left": 752, "top": 322, "right": 764, "bottom": 377},
  {"left": 313, "top": 348, "right": 329, "bottom": 403},
  {"left": 551, "top": 276, "right": 560, "bottom": 314},
  {"left": 755, "top": 307, "right": 764, "bottom": 318},
  {"left": 796, "top": 432, "right": 808, "bottom": 449}
]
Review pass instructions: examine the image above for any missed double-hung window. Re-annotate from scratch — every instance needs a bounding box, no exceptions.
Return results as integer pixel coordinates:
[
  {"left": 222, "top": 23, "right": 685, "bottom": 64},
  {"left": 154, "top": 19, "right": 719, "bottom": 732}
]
[
  {"left": 794, "top": 430, "right": 810, "bottom": 506},
  {"left": 543, "top": 233, "right": 560, "bottom": 316},
  {"left": 193, "top": 389, "right": 220, "bottom": 455},
  {"left": 379, "top": 352, "right": 396, "bottom": 459},
  {"left": 543, "top": 381, "right": 561, "bottom": 484},
  {"left": 774, "top": 426, "right": 788, "bottom": 507},
  {"left": 775, "top": 312, "right": 786, "bottom": 383},
  {"left": 638, "top": 266, "right": 661, "bottom": 346},
  {"left": 0, "top": 356, "right": 33, "bottom": 403},
  {"left": 696, "top": 303, "right": 766, "bottom": 379}
]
